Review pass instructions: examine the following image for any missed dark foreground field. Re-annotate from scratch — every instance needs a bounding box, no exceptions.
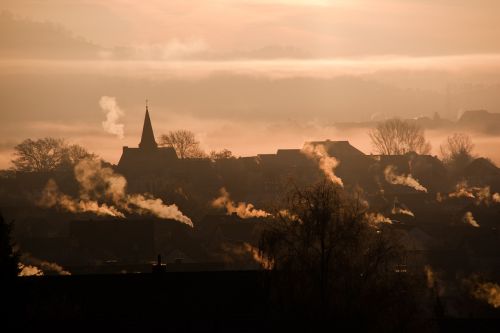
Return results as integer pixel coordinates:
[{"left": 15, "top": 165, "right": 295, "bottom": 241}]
[{"left": 4, "top": 271, "right": 500, "bottom": 332}]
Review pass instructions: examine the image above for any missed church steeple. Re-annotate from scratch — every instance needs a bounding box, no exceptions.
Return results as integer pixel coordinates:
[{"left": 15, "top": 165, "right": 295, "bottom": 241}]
[{"left": 139, "top": 101, "right": 158, "bottom": 150}]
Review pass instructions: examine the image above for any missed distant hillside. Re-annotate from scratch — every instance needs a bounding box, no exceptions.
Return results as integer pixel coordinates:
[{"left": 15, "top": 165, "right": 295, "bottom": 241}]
[
  {"left": 334, "top": 110, "right": 500, "bottom": 134},
  {"left": 458, "top": 110, "right": 500, "bottom": 134}
]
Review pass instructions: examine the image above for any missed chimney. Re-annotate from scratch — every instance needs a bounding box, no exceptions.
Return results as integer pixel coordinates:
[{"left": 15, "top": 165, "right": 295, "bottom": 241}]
[{"left": 152, "top": 253, "right": 166, "bottom": 274}]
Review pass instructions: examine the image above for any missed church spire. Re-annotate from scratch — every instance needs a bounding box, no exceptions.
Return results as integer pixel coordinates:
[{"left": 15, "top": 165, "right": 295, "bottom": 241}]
[{"left": 139, "top": 101, "right": 158, "bottom": 149}]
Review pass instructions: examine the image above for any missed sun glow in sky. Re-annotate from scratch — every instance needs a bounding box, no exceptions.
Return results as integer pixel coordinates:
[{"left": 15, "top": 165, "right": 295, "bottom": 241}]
[{"left": 1, "top": 1, "right": 500, "bottom": 167}]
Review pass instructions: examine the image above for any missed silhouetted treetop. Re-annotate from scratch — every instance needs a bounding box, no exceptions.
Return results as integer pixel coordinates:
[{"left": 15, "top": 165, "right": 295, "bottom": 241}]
[
  {"left": 369, "top": 118, "right": 431, "bottom": 155},
  {"left": 209, "top": 149, "right": 234, "bottom": 160},
  {"left": 159, "top": 130, "right": 206, "bottom": 158},
  {"left": 440, "top": 132, "right": 474, "bottom": 168},
  {"left": 11, "top": 137, "right": 97, "bottom": 172},
  {"left": 258, "top": 182, "right": 423, "bottom": 324}
]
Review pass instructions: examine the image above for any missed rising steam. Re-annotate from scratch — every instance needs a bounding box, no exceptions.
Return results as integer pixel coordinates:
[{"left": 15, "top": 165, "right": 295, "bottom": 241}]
[
  {"left": 128, "top": 194, "right": 193, "bottom": 226},
  {"left": 18, "top": 263, "right": 43, "bottom": 276},
  {"left": 244, "top": 243, "right": 273, "bottom": 270},
  {"left": 38, "top": 179, "right": 125, "bottom": 217},
  {"left": 99, "top": 96, "right": 125, "bottom": 139},
  {"left": 301, "top": 143, "right": 343, "bottom": 187},
  {"left": 211, "top": 187, "right": 270, "bottom": 219},
  {"left": 463, "top": 211, "right": 480, "bottom": 228},
  {"left": 391, "top": 206, "right": 415, "bottom": 217},
  {"left": 39, "top": 159, "right": 193, "bottom": 227},
  {"left": 473, "top": 282, "right": 500, "bottom": 308},
  {"left": 365, "top": 212, "right": 392, "bottom": 228},
  {"left": 449, "top": 181, "right": 500, "bottom": 206},
  {"left": 424, "top": 265, "right": 435, "bottom": 289},
  {"left": 18, "top": 255, "right": 71, "bottom": 276},
  {"left": 384, "top": 165, "right": 427, "bottom": 192},
  {"left": 391, "top": 198, "right": 415, "bottom": 217}
]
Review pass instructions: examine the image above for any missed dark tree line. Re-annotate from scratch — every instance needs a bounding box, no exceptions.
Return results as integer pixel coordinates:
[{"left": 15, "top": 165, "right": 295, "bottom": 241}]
[
  {"left": 0, "top": 212, "right": 19, "bottom": 279},
  {"left": 259, "top": 181, "right": 431, "bottom": 329}
]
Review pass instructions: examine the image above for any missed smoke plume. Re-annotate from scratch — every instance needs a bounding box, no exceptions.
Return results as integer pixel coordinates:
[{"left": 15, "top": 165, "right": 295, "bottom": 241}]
[
  {"left": 18, "top": 255, "right": 71, "bottom": 276},
  {"left": 38, "top": 179, "right": 125, "bottom": 217},
  {"left": 449, "top": 181, "right": 500, "bottom": 206},
  {"left": 449, "top": 181, "right": 475, "bottom": 199},
  {"left": 301, "top": 143, "right": 343, "bottom": 187},
  {"left": 99, "top": 96, "right": 125, "bottom": 139},
  {"left": 391, "top": 206, "right": 415, "bottom": 217},
  {"left": 463, "top": 211, "right": 480, "bottom": 228},
  {"left": 365, "top": 212, "right": 392, "bottom": 228},
  {"left": 243, "top": 243, "right": 273, "bottom": 270},
  {"left": 212, "top": 187, "right": 270, "bottom": 219},
  {"left": 424, "top": 265, "right": 435, "bottom": 289},
  {"left": 18, "top": 263, "right": 43, "bottom": 276},
  {"left": 473, "top": 282, "right": 500, "bottom": 308},
  {"left": 391, "top": 198, "right": 415, "bottom": 217},
  {"left": 38, "top": 159, "right": 193, "bottom": 226},
  {"left": 384, "top": 165, "right": 427, "bottom": 192},
  {"left": 127, "top": 194, "right": 193, "bottom": 226}
]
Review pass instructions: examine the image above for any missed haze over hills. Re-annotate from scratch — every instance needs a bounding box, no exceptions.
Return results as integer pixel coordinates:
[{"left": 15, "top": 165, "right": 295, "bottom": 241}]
[{"left": 1, "top": 5, "right": 500, "bottom": 169}]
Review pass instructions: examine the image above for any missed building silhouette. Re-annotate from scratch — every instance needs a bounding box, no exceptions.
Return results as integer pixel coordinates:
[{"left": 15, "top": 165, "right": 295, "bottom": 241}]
[{"left": 117, "top": 105, "right": 178, "bottom": 175}]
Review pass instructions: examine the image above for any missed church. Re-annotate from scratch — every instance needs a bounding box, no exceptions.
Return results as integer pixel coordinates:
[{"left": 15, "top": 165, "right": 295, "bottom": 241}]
[{"left": 117, "top": 105, "right": 178, "bottom": 175}]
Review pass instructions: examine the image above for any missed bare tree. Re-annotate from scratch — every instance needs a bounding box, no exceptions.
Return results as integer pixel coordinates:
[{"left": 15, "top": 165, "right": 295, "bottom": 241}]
[
  {"left": 11, "top": 138, "right": 96, "bottom": 172},
  {"left": 159, "top": 130, "right": 206, "bottom": 159},
  {"left": 60, "top": 144, "right": 97, "bottom": 170},
  {"left": 12, "top": 138, "right": 65, "bottom": 172},
  {"left": 440, "top": 133, "right": 474, "bottom": 167},
  {"left": 369, "top": 119, "right": 431, "bottom": 155},
  {"left": 259, "top": 181, "right": 412, "bottom": 321},
  {"left": 209, "top": 149, "right": 234, "bottom": 160},
  {"left": 12, "top": 138, "right": 94, "bottom": 172}
]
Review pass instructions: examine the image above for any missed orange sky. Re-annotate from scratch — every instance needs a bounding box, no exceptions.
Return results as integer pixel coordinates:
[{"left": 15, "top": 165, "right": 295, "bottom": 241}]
[{"left": 1, "top": 1, "right": 500, "bottom": 167}]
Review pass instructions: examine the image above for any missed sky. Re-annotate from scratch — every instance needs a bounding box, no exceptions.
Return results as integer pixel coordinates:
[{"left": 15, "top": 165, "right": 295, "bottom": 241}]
[{"left": 1, "top": 0, "right": 500, "bottom": 167}]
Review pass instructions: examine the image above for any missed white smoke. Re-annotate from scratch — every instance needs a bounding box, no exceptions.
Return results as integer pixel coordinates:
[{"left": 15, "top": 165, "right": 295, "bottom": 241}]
[
  {"left": 476, "top": 186, "right": 491, "bottom": 206},
  {"left": 301, "top": 143, "right": 343, "bottom": 187},
  {"left": 449, "top": 181, "right": 500, "bottom": 206},
  {"left": 127, "top": 194, "right": 193, "bottom": 226},
  {"left": 18, "top": 255, "right": 71, "bottom": 276},
  {"left": 473, "top": 282, "right": 500, "bottom": 308},
  {"left": 463, "top": 211, "right": 480, "bottom": 228},
  {"left": 39, "top": 159, "right": 193, "bottom": 227},
  {"left": 99, "top": 96, "right": 125, "bottom": 139},
  {"left": 365, "top": 212, "right": 392, "bottom": 228},
  {"left": 384, "top": 165, "right": 427, "bottom": 193},
  {"left": 449, "top": 181, "right": 475, "bottom": 199},
  {"left": 243, "top": 242, "right": 273, "bottom": 270},
  {"left": 391, "top": 206, "right": 415, "bottom": 217},
  {"left": 18, "top": 263, "right": 43, "bottom": 276},
  {"left": 212, "top": 187, "right": 270, "bottom": 219},
  {"left": 38, "top": 179, "right": 125, "bottom": 217},
  {"left": 391, "top": 198, "right": 415, "bottom": 217}
]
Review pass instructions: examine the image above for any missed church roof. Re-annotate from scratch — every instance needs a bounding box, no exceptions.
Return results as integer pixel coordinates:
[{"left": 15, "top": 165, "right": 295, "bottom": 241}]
[{"left": 139, "top": 106, "right": 158, "bottom": 149}]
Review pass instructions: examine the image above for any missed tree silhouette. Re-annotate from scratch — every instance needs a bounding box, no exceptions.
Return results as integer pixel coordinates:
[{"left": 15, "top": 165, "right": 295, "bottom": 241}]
[
  {"left": 159, "top": 130, "right": 206, "bottom": 158},
  {"left": 0, "top": 212, "right": 20, "bottom": 279},
  {"left": 209, "top": 149, "right": 234, "bottom": 160},
  {"left": 259, "top": 181, "right": 426, "bottom": 327},
  {"left": 440, "top": 133, "right": 474, "bottom": 171},
  {"left": 11, "top": 138, "right": 96, "bottom": 172},
  {"left": 369, "top": 119, "right": 431, "bottom": 155}
]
